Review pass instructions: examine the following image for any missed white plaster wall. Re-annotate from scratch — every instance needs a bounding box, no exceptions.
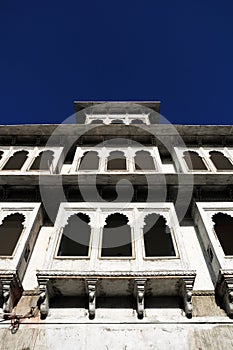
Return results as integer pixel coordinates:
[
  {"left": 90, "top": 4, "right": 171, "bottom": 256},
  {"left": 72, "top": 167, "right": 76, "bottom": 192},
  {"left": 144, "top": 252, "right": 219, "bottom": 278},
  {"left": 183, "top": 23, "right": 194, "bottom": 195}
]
[
  {"left": 179, "top": 225, "right": 214, "bottom": 291},
  {"left": 22, "top": 227, "right": 54, "bottom": 290},
  {"left": 1, "top": 323, "right": 233, "bottom": 350}
]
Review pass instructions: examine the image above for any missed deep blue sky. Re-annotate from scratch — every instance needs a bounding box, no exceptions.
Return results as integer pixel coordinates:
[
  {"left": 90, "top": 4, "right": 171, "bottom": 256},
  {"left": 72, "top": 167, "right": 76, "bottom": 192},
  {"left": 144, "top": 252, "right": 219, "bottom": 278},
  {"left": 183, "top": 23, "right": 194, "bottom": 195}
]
[{"left": 0, "top": 1, "right": 233, "bottom": 125}]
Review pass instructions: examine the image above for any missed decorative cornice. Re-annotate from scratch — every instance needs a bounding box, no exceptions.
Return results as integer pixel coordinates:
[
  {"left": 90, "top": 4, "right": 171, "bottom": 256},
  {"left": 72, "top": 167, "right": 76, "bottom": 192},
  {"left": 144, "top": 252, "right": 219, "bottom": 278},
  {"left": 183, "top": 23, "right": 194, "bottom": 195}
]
[
  {"left": 37, "top": 270, "right": 196, "bottom": 279},
  {"left": 192, "top": 290, "right": 215, "bottom": 296}
]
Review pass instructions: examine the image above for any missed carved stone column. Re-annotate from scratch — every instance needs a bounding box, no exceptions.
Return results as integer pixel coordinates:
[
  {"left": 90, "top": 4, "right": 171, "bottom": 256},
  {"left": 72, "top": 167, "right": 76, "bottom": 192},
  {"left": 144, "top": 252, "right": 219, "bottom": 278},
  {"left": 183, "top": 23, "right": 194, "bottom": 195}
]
[
  {"left": 134, "top": 279, "right": 147, "bottom": 318},
  {"left": 86, "top": 279, "right": 97, "bottom": 318},
  {"left": 179, "top": 277, "right": 194, "bottom": 318}
]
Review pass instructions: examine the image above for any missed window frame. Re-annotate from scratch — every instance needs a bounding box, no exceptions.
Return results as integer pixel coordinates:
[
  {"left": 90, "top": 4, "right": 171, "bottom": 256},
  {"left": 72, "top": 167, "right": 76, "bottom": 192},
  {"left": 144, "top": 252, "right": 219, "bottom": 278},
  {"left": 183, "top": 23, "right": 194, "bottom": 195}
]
[
  {"left": 85, "top": 113, "right": 150, "bottom": 125},
  {"left": 193, "top": 202, "right": 233, "bottom": 286},
  {"left": 71, "top": 147, "right": 163, "bottom": 174},
  {"left": 54, "top": 216, "right": 93, "bottom": 260},
  {"left": 0, "top": 146, "right": 63, "bottom": 174},
  {"left": 98, "top": 211, "right": 136, "bottom": 260},
  {"left": 0, "top": 203, "right": 42, "bottom": 282},
  {"left": 175, "top": 147, "right": 233, "bottom": 173}
]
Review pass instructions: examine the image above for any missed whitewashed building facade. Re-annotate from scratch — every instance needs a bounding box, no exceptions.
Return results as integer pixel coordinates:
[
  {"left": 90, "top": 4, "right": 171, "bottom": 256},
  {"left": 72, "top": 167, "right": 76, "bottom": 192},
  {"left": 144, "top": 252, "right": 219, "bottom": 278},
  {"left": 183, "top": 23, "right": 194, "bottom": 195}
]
[{"left": 0, "top": 101, "right": 233, "bottom": 349}]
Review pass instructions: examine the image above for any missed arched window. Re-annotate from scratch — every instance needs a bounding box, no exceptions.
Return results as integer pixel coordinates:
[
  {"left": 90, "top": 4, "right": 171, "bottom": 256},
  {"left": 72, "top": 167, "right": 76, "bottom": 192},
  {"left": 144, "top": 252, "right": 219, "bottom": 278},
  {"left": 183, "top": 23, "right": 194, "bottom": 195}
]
[
  {"left": 2, "top": 150, "right": 28, "bottom": 170},
  {"left": 212, "top": 213, "right": 233, "bottom": 255},
  {"left": 209, "top": 151, "right": 233, "bottom": 170},
  {"left": 78, "top": 151, "right": 99, "bottom": 170},
  {"left": 131, "top": 119, "right": 144, "bottom": 124},
  {"left": 58, "top": 213, "right": 91, "bottom": 256},
  {"left": 111, "top": 119, "right": 124, "bottom": 124},
  {"left": 183, "top": 151, "right": 207, "bottom": 171},
  {"left": 91, "top": 119, "right": 104, "bottom": 124},
  {"left": 107, "top": 151, "right": 127, "bottom": 170},
  {"left": 0, "top": 213, "right": 25, "bottom": 255},
  {"left": 143, "top": 214, "right": 175, "bottom": 257},
  {"left": 101, "top": 213, "right": 132, "bottom": 257},
  {"left": 30, "top": 150, "right": 54, "bottom": 170},
  {"left": 134, "top": 151, "right": 155, "bottom": 170}
]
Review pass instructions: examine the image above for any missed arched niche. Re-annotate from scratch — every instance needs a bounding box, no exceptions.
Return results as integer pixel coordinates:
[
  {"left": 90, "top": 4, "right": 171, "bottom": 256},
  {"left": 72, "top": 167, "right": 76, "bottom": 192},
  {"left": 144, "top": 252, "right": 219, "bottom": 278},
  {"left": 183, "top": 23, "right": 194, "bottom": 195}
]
[
  {"left": 90, "top": 119, "right": 104, "bottom": 124},
  {"left": 0, "top": 213, "right": 25, "bottom": 255},
  {"left": 212, "top": 213, "right": 233, "bottom": 255},
  {"left": 58, "top": 213, "right": 91, "bottom": 256},
  {"left": 78, "top": 151, "right": 99, "bottom": 170},
  {"left": 183, "top": 151, "right": 207, "bottom": 171},
  {"left": 143, "top": 213, "right": 175, "bottom": 257},
  {"left": 2, "top": 150, "right": 28, "bottom": 170},
  {"left": 101, "top": 213, "right": 132, "bottom": 257},
  {"left": 30, "top": 150, "right": 54, "bottom": 170},
  {"left": 134, "top": 150, "right": 155, "bottom": 170},
  {"left": 209, "top": 151, "right": 233, "bottom": 170},
  {"left": 107, "top": 151, "right": 127, "bottom": 170},
  {"left": 111, "top": 119, "right": 124, "bottom": 124},
  {"left": 131, "top": 119, "right": 144, "bottom": 124}
]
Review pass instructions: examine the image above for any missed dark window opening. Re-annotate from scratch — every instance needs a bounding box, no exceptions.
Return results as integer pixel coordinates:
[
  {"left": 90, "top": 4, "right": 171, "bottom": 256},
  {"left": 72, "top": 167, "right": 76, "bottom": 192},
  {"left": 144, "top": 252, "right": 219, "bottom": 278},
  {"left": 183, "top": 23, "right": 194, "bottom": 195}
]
[
  {"left": 58, "top": 213, "right": 91, "bottom": 256},
  {"left": 30, "top": 150, "right": 54, "bottom": 170},
  {"left": 2, "top": 150, "right": 28, "bottom": 170},
  {"left": 0, "top": 151, "right": 3, "bottom": 161},
  {"left": 135, "top": 151, "right": 155, "bottom": 170},
  {"left": 78, "top": 151, "right": 99, "bottom": 170},
  {"left": 212, "top": 213, "right": 233, "bottom": 255},
  {"left": 90, "top": 119, "right": 104, "bottom": 124},
  {"left": 0, "top": 213, "right": 25, "bottom": 256},
  {"left": 107, "top": 151, "right": 127, "bottom": 170},
  {"left": 209, "top": 151, "right": 233, "bottom": 170},
  {"left": 143, "top": 214, "right": 175, "bottom": 257},
  {"left": 183, "top": 151, "right": 207, "bottom": 171},
  {"left": 131, "top": 119, "right": 144, "bottom": 124},
  {"left": 101, "top": 213, "right": 132, "bottom": 257},
  {"left": 111, "top": 119, "right": 124, "bottom": 124}
]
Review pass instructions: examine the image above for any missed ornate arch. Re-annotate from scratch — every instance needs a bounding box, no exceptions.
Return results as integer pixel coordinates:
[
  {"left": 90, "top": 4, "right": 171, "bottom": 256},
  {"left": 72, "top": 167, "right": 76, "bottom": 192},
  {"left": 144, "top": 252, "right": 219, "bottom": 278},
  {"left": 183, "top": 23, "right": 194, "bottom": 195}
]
[
  {"left": 142, "top": 213, "right": 175, "bottom": 257},
  {"left": 183, "top": 150, "right": 207, "bottom": 171},
  {"left": 0, "top": 213, "right": 26, "bottom": 256},
  {"left": 58, "top": 212, "right": 92, "bottom": 257},
  {"left": 78, "top": 151, "right": 100, "bottom": 170},
  {"left": 211, "top": 212, "right": 233, "bottom": 255},
  {"left": 101, "top": 212, "right": 132, "bottom": 257},
  {"left": 2, "top": 150, "right": 29, "bottom": 170},
  {"left": 30, "top": 150, "right": 54, "bottom": 170},
  {"left": 209, "top": 151, "right": 233, "bottom": 170}
]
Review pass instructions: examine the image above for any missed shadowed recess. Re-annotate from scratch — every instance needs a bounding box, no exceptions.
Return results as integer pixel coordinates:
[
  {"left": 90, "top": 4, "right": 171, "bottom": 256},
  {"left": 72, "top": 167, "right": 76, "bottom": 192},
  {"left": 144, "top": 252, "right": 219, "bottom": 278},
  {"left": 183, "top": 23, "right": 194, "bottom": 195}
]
[
  {"left": 101, "top": 213, "right": 132, "bottom": 257},
  {"left": 58, "top": 213, "right": 91, "bottom": 256},
  {"left": 143, "top": 213, "right": 175, "bottom": 257},
  {"left": 0, "top": 213, "right": 25, "bottom": 255}
]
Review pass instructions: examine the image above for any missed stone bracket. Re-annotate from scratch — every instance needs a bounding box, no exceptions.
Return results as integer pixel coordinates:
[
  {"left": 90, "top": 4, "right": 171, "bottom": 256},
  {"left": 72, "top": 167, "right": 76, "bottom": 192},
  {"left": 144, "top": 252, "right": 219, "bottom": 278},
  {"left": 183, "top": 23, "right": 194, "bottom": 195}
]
[
  {"left": 38, "top": 278, "right": 50, "bottom": 318},
  {"left": 1, "top": 278, "right": 14, "bottom": 314},
  {"left": 86, "top": 279, "right": 97, "bottom": 318},
  {"left": 0, "top": 273, "right": 23, "bottom": 315},
  {"left": 217, "top": 271, "right": 233, "bottom": 317},
  {"left": 179, "top": 277, "right": 195, "bottom": 318},
  {"left": 134, "top": 278, "right": 147, "bottom": 318}
]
